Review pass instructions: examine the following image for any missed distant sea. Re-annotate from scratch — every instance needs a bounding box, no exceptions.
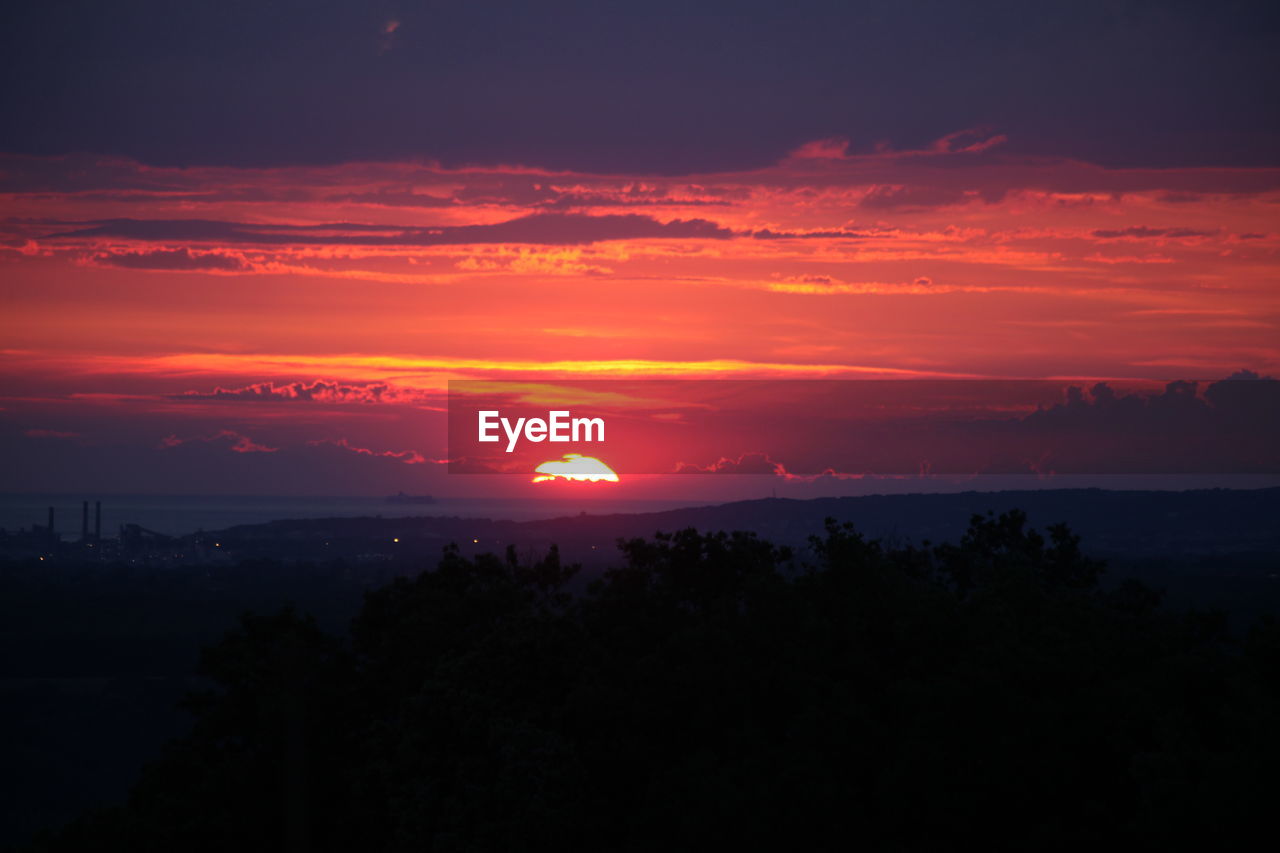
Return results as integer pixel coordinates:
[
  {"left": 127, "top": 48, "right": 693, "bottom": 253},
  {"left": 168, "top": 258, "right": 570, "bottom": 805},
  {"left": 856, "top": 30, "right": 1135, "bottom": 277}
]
[{"left": 0, "top": 494, "right": 717, "bottom": 538}]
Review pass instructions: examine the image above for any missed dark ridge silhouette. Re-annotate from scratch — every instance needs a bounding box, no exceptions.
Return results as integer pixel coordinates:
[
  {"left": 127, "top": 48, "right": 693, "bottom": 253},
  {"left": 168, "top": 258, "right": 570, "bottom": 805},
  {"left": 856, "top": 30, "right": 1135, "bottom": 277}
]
[
  {"left": 134, "top": 487, "right": 1280, "bottom": 566},
  {"left": 13, "top": 509, "right": 1280, "bottom": 851}
]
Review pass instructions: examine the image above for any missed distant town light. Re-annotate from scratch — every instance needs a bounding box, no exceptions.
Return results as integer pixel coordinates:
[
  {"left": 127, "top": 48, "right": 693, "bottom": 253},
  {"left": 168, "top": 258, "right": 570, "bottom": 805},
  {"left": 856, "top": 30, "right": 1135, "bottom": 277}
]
[{"left": 393, "top": 537, "right": 400, "bottom": 543}]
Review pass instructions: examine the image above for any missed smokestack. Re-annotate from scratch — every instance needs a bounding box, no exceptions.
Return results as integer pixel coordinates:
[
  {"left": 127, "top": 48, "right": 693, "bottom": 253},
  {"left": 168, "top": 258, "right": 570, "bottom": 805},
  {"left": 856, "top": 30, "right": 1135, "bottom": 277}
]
[
  {"left": 47, "top": 506, "right": 54, "bottom": 533},
  {"left": 82, "top": 500, "right": 88, "bottom": 541},
  {"left": 95, "top": 501, "right": 102, "bottom": 541}
]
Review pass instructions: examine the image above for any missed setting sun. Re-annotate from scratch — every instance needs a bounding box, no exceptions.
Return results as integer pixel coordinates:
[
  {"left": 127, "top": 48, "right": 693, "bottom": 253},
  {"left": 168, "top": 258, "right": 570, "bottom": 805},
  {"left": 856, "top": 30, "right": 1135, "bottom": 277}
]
[{"left": 532, "top": 454, "right": 620, "bottom": 483}]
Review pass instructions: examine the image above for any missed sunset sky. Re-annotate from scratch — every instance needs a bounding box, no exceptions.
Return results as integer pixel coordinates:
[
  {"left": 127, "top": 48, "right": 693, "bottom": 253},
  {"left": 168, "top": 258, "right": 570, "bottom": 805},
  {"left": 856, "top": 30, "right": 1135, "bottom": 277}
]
[{"left": 2, "top": 1, "right": 1277, "bottom": 497}]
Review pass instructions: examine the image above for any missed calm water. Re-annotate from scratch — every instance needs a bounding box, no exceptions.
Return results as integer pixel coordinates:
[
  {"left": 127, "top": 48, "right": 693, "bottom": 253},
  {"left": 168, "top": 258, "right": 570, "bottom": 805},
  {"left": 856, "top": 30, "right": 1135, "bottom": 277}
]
[{"left": 0, "top": 494, "right": 716, "bottom": 537}]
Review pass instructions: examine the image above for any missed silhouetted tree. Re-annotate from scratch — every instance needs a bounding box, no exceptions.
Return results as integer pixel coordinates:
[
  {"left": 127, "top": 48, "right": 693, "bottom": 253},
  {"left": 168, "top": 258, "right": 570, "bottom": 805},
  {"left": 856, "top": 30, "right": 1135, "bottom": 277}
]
[{"left": 25, "top": 512, "right": 1279, "bottom": 851}]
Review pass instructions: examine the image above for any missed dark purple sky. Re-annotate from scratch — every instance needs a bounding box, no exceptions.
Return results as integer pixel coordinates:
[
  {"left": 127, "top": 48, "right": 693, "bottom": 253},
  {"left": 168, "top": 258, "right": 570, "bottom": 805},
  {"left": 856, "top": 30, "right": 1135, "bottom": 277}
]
[{"left": 3, "top": 0, "right": 1278, "bottom": 172}]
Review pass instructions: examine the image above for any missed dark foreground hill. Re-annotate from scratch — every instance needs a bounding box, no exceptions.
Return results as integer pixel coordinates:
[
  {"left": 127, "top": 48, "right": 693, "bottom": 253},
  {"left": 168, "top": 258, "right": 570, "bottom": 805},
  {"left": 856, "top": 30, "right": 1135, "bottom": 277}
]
[
  {"left": 17, "top": 510, "right": 1280, "bottom": 851},
  {"left": 3, "top": 488, "right": 1279, "bottom": 849}
]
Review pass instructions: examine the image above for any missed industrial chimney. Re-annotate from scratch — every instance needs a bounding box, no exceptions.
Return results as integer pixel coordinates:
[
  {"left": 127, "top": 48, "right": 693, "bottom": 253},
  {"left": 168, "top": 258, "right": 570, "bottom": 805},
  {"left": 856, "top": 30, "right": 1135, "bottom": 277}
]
[{"left": 95, "top": 501, "right": 102, "bottom": 541}]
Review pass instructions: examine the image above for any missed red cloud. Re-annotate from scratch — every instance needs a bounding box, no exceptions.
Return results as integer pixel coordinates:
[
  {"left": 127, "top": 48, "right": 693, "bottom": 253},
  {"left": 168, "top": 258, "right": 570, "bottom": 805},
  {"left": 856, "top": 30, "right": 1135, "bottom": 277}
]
[
  {"left": 159, "top": 429, "right": 277, "bottom": 453},
  {"left": 307, "top": 437, "right": 436, "bottom": 465},
  {"left": 789, "top": 138, "right": 851, "bottom": 160},
  {"left": 91, "top": 247, "right": 248, "bottom": 271},
  {"left": 25, "top": 429, "right": 80, "bottom": 439},
  {"left": 1090, "top": 226, "right": 1216, "bottom": 240},
  {"left": 45, "top": 213, "right": 734, "bottom": 248},
  {"left": 675, "top": 452, "right": 789, "bottom": 476},
  {"left": 171, "top": 381, "right": 436, "bottom": 406},
  {"left": 675, "top": 452, "right": 869, "bottom": 481}
]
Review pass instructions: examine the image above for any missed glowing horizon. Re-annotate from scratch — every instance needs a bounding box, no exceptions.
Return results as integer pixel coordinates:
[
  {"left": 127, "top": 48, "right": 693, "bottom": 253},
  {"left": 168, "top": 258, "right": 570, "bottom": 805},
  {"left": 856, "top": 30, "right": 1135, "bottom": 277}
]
[{"left": 2, "top": 134, "right": 1278, "bottom": 496}]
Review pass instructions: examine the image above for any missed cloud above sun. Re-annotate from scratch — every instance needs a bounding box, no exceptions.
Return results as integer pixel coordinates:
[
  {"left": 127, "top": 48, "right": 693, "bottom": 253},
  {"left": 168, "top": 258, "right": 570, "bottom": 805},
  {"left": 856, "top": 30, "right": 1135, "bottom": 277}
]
[{"left": 1, "top": 130, "right": 1277, "bottom": 494}]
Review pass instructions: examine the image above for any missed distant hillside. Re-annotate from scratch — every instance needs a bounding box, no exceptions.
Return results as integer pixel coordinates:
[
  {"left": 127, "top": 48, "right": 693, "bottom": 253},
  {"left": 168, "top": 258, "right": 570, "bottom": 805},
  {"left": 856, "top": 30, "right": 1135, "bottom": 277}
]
[
  {"left": 197, "top": 488, "right": 1280, "bottom": 624},
  {"left": 203, "top": 487, "right": 1280, "bottom": 563}
]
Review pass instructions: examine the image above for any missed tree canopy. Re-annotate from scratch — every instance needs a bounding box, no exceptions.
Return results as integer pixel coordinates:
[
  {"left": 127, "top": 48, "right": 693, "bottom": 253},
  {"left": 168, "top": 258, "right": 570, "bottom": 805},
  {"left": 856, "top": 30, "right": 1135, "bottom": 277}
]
[{"left": 28, "top": 511, "right": 1280, "bottom": 851}]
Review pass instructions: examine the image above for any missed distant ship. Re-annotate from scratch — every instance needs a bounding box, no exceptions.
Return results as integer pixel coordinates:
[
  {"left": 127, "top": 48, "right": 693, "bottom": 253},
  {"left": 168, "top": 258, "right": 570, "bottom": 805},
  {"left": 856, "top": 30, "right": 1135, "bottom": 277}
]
[{"left": 384, "top": 492, "right": 437, "bottom": 505}]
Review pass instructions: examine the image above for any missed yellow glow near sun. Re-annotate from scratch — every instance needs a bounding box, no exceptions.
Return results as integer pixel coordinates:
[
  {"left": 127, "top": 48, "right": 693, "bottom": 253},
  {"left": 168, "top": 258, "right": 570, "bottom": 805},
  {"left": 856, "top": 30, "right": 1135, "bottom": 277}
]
[{"left": 532, "top": 453, "right": 620, "bottom": 483}]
